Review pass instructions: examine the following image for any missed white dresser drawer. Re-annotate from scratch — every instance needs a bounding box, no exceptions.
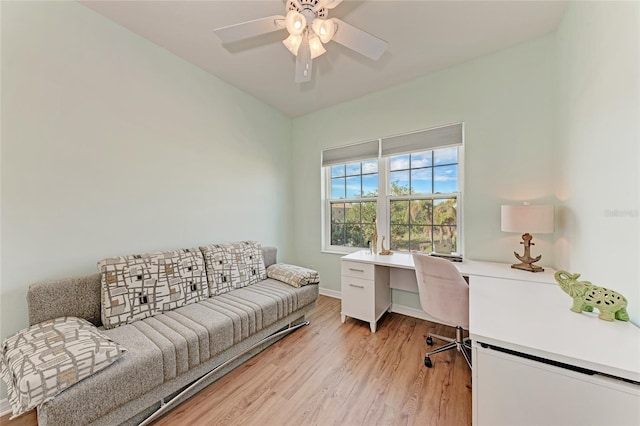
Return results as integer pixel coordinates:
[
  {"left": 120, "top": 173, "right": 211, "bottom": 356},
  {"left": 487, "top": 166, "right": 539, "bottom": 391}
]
[
  {"left": 341, "top": 261, "right": 375, "bottom": 280},
  {"left": 341, "top": 276, "right": 374, "bottom": 321}
]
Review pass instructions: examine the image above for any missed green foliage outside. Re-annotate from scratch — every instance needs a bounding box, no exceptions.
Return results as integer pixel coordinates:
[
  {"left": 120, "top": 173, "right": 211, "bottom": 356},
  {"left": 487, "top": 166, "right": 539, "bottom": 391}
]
[
  {"left": 331, "top": 181, "right": 457, "bottom": 253},
  {"left": 331, "top": 200, "right": 377, "bottom": 248}
]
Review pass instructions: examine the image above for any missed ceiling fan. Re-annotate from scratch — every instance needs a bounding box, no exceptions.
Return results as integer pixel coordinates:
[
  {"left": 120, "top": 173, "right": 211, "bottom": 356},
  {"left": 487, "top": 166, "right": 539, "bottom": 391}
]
[{"left": 214, "top": 0, "right": 388, "bottom": 83}]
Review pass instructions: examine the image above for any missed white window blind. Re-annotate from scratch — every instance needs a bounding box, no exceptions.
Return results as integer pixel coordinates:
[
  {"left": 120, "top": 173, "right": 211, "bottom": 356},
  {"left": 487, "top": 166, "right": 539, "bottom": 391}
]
[
  {"left": 381, "top": 123, "right": 463, "bottom": 157},
  {"left": 321, "top": 140, "right": 379, "bottom": 166}
]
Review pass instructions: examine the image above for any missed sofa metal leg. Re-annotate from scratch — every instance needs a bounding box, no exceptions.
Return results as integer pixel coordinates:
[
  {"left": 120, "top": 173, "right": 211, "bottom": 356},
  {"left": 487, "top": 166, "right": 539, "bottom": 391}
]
[{"left": 138, "top": 320, "right": 310, "bottom": 426}]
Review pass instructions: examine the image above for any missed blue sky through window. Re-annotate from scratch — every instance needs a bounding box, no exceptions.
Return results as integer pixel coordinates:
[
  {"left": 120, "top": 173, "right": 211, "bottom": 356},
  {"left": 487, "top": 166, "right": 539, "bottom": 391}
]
[
  {"left": 434, "top": 165, "right": 458, "bottom": 193},
  {"left": 389, "top": 147, "right": 458, "bottom": 195}
]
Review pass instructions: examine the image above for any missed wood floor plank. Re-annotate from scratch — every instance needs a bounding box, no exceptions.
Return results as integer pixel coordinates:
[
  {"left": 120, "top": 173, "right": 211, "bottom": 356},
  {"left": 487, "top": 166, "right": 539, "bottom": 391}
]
[{"left": 0, "top": 295, "right": 471, "bottom": 426}]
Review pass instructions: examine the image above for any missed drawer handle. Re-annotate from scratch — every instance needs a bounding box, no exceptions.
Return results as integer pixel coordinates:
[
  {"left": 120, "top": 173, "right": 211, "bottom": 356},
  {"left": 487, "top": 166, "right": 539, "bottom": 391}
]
[
  {"left": 349, "top": 283, "right": 365, "bottom": 288},
  {"left": 348, "top": 268, "right": 365, "bottom": 272}
]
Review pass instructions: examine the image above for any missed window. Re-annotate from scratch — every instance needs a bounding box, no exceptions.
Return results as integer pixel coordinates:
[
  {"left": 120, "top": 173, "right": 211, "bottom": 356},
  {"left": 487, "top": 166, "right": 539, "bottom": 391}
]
[
  {"left": 329, "top": 161, "right": 378, "bottom": 248},
  {"left": 322, "top": 124, "right": 463, "bottom": 255},
  {"left": 388, "top": 147, "right": 459, "bottom": 253}
]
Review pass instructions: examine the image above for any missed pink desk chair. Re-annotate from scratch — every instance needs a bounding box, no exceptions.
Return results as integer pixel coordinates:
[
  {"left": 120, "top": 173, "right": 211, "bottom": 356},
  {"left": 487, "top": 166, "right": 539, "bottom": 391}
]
[{"left": 412, "top": 253, "right": 472, "bottom": 369}]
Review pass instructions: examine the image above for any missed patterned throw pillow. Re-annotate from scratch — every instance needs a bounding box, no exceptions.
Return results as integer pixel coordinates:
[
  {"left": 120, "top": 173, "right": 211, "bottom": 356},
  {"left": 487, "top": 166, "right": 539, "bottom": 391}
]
[
  {"left": 200, "top": 241, "right": 267, "bottom": 296},
  {"left": 98, "top": 248, "right": 208, "bottom": 329},
  {"left": 266, "top": 263, "right": 320, "bottom": 288},
  {"left": 0, "top": 317, "right": 126, "bottom": 418}
]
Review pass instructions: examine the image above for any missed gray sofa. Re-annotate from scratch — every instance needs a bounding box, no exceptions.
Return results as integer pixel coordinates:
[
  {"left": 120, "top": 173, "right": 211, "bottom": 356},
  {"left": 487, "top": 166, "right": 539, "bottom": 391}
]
[{"left": 25, "top": 247, "right": 319, "bottom": 426}]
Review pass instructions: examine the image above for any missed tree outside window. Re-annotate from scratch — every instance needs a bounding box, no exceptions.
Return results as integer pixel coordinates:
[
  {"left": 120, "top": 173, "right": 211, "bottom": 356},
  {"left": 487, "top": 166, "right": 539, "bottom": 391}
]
[
  {"left": 388, "top": 148, "right": 459, "bottom": 254},
  {"left": 330, "top": 160, "right": 378, "bottom": 248}
]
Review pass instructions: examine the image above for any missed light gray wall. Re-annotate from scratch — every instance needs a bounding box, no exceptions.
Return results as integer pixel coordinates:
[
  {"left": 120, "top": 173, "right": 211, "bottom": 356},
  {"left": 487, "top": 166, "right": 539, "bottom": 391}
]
[
  {"left": 555, "top": 1, "right": 639, "bottom": 325},
  {"left": 291, "top": 36, "right": 556, "bottom": 308},
  {"left": 0, "top": 0, "right": 293, "bottom": 382}
]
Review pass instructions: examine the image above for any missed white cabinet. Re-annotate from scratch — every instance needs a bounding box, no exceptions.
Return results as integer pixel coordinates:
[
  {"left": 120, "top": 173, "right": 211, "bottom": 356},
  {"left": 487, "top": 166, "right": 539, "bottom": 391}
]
[
  {"left": 473, "top": 343, "right": 640, "bottom": 426},
  {"left": 341, "top": 260, "right": 390, "bottom": 332}
]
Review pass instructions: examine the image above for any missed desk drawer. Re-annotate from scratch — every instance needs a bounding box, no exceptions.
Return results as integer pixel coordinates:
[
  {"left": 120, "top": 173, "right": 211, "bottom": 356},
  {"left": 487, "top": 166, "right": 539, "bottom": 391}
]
[
  {"left": 341, "top": 261, "right": 375, "bottom": 280},
  {"left": 341, "top": 276, "right": 373, "bottom": 321}
]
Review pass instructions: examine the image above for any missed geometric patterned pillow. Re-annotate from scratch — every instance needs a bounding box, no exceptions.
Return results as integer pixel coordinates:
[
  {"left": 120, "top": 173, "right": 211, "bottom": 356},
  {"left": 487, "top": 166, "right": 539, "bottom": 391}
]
[
  {"left": 199, "top": 241, "right": 266, "bottom": 296},
  {"left": 98, "top": 248, "right": 208, "bottom": 329},
  {"left": 0, "top": 317, "right": 126, "bottom": 418},
  {"left": 239, "top": 241, "right": 267, "bottom": 284},
  {"left": 266, "top": 263, "right": 320, "bottom": 288}
]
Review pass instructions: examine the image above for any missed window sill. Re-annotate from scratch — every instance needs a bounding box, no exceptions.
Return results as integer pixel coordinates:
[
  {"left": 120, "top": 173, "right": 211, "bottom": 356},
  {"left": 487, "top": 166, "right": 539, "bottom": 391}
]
[{"left": 321, "top": 249, "right": 363, "bottom": 256}]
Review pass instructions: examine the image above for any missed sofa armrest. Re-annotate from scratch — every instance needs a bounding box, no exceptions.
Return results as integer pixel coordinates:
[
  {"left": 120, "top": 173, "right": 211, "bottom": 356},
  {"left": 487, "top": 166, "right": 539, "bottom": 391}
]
[
  {"left": 262, "top": 246, "right": 277, "bottom": 269},
  {"left": 27, "top": 273, "right": 102, "bottom": 326}
]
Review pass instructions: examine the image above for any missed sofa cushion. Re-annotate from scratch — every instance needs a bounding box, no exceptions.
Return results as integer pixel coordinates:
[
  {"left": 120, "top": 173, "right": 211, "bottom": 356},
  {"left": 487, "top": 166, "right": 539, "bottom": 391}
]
[
  {"left": 216, "top": 279, "right": 320, "bottom": 330},
  {"left": 98, "top": 248, "right": 208, "bottom": 329},
  {"left": 200, "top": 241, "right": 267, "bottom": 296},
  {"left": 0, "top": 317, "right": 126, "bottom": 418},
  {"left": 266, "top": 263, "right": 320, "bottom": 288}
]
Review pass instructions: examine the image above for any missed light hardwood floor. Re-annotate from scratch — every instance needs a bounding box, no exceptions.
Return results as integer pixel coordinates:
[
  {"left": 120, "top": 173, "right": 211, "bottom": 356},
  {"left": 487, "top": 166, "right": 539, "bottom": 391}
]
[{"left": 1, "top": 295, "right": 471, "bottom": 426}]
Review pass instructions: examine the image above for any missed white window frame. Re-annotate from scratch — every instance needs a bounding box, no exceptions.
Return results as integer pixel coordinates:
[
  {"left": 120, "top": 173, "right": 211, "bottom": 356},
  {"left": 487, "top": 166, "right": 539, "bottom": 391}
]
[
  {"left": 322, "top": 165, "right": 380, "bottom": 254},
  {"left": 321, "top": 124, "right": 464, "bottom": 255},
  {"left": 383, "top": 146, "right": 464, "bottom": 255}
]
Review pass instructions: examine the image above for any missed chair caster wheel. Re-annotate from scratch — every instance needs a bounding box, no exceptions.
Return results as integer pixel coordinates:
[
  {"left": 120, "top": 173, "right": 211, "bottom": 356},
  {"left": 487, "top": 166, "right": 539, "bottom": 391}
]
[
  {"left": 426, "top": 336, "right": 433, "bottom": 346},
  {"left": 424, "top": 356, "right": 432, "bottom": 368}
]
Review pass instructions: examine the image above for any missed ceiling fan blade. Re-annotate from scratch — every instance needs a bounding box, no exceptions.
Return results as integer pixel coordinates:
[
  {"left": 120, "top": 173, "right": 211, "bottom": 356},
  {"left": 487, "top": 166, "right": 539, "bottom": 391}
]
[
  {"left": 295, "top": 39, "right": 313, "bottom": 83},
  {"left": 214, "top": 15, "right": 285, "bottom": 44},
  {"left": 331, "top": 18, "right": 388, "bottom": 60},
  {"left": 319, "top": 0, "right": 343, "bottom": 9}
]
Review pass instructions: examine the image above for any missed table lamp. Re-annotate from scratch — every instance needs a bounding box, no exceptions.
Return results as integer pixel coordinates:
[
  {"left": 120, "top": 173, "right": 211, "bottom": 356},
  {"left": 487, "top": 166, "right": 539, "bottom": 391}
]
[{"left": 501, "top": 203, "right": 554, "bottom": 272}]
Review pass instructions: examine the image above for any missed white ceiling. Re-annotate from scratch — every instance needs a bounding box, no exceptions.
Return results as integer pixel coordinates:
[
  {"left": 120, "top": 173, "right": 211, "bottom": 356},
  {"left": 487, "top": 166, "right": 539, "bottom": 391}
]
[{"left": 81, "top": 1, "right": 567, "bottom": 117}]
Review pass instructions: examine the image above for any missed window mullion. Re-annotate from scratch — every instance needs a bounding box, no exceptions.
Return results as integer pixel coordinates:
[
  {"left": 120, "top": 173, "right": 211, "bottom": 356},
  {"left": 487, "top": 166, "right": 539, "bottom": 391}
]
[{"left": 378, "top": 157, "right": 390, "bottom": 252}]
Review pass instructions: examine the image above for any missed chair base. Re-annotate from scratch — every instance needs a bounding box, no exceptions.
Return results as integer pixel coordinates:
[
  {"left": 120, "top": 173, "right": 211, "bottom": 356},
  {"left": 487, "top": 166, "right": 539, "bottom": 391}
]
[{"left": 424, "top": 326, "right": 472, "bottom": 370}]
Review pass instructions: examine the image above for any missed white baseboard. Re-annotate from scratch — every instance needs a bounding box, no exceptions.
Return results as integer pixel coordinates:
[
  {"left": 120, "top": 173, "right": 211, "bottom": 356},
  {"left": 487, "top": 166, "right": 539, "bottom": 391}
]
[
  {"left": 318, "top": 287, "right": 341, "bottom": 299},
  {"left": 0, "top": 398, "right": 12, "bottom": 417},
  {"left": 390, "top": 304, "right": 434, "bottom": 322},
  {"left": 390, "top": 304, "right": 456, "bottom": 327}
]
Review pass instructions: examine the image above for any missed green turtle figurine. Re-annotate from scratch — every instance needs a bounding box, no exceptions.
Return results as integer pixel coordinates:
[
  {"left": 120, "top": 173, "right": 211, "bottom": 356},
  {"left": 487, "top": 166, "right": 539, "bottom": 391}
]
[{"left": 554, "top": 270, "right": 629, "bottom": 321}]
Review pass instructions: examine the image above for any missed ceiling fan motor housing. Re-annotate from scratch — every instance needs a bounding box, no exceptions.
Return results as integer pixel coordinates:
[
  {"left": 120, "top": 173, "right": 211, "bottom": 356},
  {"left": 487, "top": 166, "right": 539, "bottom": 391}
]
[{"left": 287, "top": 0, "right": 328, "bottom": 21}]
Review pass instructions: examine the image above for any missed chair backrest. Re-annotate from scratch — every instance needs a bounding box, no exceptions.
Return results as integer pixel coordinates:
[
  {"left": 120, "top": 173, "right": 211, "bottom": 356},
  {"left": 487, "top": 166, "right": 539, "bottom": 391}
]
[{"left": 412, "top": 253, "right": 469, "bottom": 328}]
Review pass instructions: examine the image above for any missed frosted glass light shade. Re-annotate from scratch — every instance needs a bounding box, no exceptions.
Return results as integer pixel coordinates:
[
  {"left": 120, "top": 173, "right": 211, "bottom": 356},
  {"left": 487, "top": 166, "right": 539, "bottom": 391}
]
[
  {"left": 501, "top": 204, "right": 554, "bottom": 234},
  {"left": 308, "top": 33, "right": 326, "bottom": 59},
  {"left": 285, "top": 10, "right": 306, "bottom": 36},
  {"left": 283, "top": 34, "right": 303, "bottom": 55},
  {"left": 312, "top": 18, "right": 335, "bottom": 44}
]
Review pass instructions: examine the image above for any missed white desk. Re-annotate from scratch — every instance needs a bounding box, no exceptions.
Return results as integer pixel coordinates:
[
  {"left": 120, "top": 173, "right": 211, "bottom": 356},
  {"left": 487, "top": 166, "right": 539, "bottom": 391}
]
[
  {"left": 340, "top": 250, "right": 640, "bottom": 425},
  {"left": 471, "top": 275, "right": 640, "bottom": 425},
  {"left": 340, "top": 250, "right": 557, "bottom": 332},
  {"left": 343, "top": 250, "right": 558, "bottom": 284}
]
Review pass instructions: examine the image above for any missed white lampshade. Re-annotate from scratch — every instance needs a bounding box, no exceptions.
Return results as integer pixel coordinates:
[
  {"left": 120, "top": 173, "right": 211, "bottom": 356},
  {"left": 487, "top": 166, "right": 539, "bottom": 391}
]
[
  {"left": 501, "top": 204, "right": 554, "bottom": 234},
  {"left": 283, "top": 34, "right": 303, "bottom": 55},
  {"left": 285, "top": 10, "right": 306, "bottom": 36},
  {"left": 308, "top": 33, "right": 326, "bottom": 59},
  {"left": 312, "top": 18, "right": 335, "bottom": 44}
]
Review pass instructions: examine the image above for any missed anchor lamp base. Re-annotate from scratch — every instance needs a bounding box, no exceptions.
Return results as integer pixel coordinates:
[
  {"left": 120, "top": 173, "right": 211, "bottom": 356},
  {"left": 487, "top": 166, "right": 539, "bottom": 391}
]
[{"left": 511, "top": 233, "right": 544, "bottom": 273}]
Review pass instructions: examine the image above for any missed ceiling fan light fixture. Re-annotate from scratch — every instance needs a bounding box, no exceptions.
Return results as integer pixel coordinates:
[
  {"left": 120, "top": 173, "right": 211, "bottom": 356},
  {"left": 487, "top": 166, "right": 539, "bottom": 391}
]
[
  {"left": 308, "top": 33, "right": 326, "bottom": 59},
  {"left": 283, "top": 34, "right": 303, "bottom": 56},
  {"left": 312, "top": 18, "right": 335, "bottom": 44},
  {"left": 285, "top": 10, "right": 306, "bottom": 36},
  {"left": 214, "top": 0, "right": 387, "bottom": 84}
]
